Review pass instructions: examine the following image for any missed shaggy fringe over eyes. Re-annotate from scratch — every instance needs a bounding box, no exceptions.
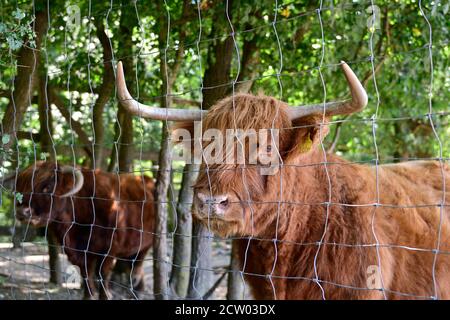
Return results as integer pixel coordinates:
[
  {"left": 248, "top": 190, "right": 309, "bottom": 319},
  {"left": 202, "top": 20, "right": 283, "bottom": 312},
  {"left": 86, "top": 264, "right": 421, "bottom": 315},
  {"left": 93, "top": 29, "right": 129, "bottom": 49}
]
[
  {"left": 194, "top": 165, "right": 266, "bottom": 200},
  {"left": 203, "top": 93, "right": 291, "bottom": 134},
  {"left": 186, "top": 93, "right": 294, "bottom": 197},
  {"left": 173, "top": 93, "right": 293, "bottom": 152}
]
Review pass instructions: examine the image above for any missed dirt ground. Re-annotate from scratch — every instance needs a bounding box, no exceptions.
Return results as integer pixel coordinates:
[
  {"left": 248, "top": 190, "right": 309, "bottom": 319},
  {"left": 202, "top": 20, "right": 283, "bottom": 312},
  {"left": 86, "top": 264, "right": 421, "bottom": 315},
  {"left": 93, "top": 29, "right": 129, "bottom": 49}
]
[{"left": 0, "top": 239, "right": 242, "bottom": 300}]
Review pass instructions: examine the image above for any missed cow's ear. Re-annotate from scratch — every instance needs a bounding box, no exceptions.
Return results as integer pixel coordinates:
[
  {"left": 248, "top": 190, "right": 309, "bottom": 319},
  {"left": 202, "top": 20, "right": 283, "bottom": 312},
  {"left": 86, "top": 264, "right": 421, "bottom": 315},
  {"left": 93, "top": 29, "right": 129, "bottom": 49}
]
[{"left": 283, "top": 115, "right": 330, "bottom": 161}]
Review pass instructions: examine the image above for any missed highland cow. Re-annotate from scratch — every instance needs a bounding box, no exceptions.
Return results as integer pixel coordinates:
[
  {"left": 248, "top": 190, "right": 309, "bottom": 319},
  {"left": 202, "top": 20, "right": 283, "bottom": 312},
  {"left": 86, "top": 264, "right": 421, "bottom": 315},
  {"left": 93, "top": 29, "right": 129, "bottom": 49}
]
[
  {"left": 117, "top": 61, "right": 449, "bottom": 299},
  {"left": 9, "top": 161, "right": 155, "bottom": 299}
]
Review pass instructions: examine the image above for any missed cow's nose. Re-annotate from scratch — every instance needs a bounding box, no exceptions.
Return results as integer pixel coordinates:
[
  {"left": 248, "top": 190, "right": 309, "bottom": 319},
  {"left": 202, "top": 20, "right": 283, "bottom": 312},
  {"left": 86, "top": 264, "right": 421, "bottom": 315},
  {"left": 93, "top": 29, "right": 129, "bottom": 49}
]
[{"left": 196, "top": 193, "right": 230, "bottom": 216}]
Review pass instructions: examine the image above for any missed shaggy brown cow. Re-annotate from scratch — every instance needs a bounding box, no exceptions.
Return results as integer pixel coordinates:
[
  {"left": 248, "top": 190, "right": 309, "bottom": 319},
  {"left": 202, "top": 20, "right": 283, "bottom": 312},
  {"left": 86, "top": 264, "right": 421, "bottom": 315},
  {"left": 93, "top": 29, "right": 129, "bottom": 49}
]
[
  {"left": 116, "top": 61, "right": 449, "bottom": 300},
  {"left": 10, "top": 161, "right": 155, "bottom": 299}
]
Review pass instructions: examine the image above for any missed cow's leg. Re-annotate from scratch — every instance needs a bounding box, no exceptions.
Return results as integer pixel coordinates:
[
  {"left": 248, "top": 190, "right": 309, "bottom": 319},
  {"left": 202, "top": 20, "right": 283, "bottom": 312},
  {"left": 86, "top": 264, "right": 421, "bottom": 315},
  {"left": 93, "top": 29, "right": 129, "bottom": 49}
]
[
  {"left": 111, "top": 259, "right": 131, "bottom": 285},
  {"left": 98, "top": 257, "right": 116, "bottom": 300},
  {"left": 129, "top": 250, "right": 149, "bottom": 298},
  {"left": 131, "top": 260, "right": 145, "bottom": 292},
  {"left": 82, "top": 258, "right": 98, "bottom": 300}
]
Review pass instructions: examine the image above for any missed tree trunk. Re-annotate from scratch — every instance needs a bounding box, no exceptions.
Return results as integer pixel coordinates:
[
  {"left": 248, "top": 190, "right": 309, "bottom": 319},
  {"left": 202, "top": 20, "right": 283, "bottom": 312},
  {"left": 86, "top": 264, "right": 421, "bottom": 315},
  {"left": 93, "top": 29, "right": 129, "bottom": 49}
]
[
  {"left": 187, "top": 2, "right": 237, "bottom": 299},
  {"left": 153, "top": 125, "right": 172, "bottom": 300},
  {"left": 117, "top": 104, "right": 134, "bottom": 172},
  {"left": 152, "top": 13, "right": 170, "bottom": 299},
  {"left": 187, "top": 3, "right": 260, "bottom": 298},
  {"left": 227, "top": 240, "right": 245, "bottom": 299},
  {"left": 1, "top": 1, "right": 48, "bottom": 158},
  {"left": 187, "top": 222, "right": 213, "bottom": 299},
  {"left": 152, "top": 0, "right": 193, "bottom": 300},
  {"left": 37, "top": 74, "right": 53, "bottom": 156},
  {"left": 235, "top": 36, "right": 260, "bottom": 94},
  {"left": 0, "top": 0, "right": 48, "bottom": 255},
  {"left": 152, "top": 15, "right": 173, "bottom": 298},
  {"left": 107, "top": 119, "right": 120, "bottom": 172},
  {"left": 202, "top": 37, "right": 235, "bottom": 109},
  {"left": 47, "top": 230, "right": 62, "bottom": 284},
  {"left": 116, "top": 4, "right": 136, "bottom": 173},
  {"left": 38, "top": 68, "right": 62, "bottom": 285},
  {"left": 169, "top": 164, "right": 198, "bottom": 298},
  {"left": 93, "top": 20, "right": 114, "bottom": 170}
]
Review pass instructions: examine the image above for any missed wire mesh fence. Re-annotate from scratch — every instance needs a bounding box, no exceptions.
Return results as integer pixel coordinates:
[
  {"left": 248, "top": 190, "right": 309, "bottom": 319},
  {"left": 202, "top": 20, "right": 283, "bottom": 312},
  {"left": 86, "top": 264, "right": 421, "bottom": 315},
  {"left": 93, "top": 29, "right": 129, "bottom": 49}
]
[{"left": 0, "top": 0, "right": 448, "bottom": 300}]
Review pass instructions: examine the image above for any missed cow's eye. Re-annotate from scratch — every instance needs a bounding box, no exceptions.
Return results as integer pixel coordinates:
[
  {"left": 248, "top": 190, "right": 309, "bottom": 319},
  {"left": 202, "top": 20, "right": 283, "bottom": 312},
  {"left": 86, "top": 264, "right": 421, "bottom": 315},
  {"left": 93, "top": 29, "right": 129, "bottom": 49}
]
[{"left": 266, "top": 145, "right": 272, "bottom": 153}]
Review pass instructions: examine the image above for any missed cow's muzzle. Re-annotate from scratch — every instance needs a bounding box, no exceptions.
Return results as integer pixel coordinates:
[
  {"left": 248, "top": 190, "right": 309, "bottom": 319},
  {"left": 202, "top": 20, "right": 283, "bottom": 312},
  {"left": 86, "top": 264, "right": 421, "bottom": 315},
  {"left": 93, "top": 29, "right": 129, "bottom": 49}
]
[
  {"left": 15, "top": 207, "right": 32, "bottom": 221},
  {"left": 194, "top": 192, "right": 230, "bottom": 218}
]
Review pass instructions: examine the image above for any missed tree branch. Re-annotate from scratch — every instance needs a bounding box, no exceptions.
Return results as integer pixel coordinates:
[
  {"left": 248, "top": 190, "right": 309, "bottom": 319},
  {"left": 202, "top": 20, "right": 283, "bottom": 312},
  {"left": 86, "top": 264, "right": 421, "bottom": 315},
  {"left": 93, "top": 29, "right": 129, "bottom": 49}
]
[
  {"left": 361, "top": 7, "right": 390, "bottom": 87},
  {"left": 235, "top": 34, "right": 260, "bottom": 93},
  {"left": 93, "top": 19, "right": 115, "bottom": 168},
  {"left": 328, "top": 7, "right": 390, "bottom": 154},
  {"left": 167, "top": 0, "right": 191, "bottom": 88},
  {"left": 327, "top": 120, "right": 345, "bottom": 153},
  {"left": 12, "top": 130, "right": 41, "bottom": 141},
  {"left": 48, "top": 87, "right": 93, "bottom": 159}
]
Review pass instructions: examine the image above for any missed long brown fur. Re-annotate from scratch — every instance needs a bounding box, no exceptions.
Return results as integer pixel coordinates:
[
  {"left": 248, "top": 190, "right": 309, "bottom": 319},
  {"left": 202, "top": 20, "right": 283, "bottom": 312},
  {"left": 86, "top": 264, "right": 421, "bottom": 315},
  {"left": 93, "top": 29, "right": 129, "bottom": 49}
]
[
  {"left": 13, "top": 161, "right": 155, "bottom": 299},
  {"left": 187, "top": 93, "right": 450, "bottom": 300}
]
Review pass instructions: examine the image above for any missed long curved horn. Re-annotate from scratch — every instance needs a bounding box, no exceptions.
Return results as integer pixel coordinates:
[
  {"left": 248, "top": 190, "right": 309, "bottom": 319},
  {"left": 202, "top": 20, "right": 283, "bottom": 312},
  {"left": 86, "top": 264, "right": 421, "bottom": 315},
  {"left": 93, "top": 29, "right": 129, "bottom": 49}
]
[
  {"left": 288, "top": 61, "right": 368, "bottom": 120},
  {"left": 116, "top": 61, "right": 206, "bottom": 121},
  {"left": 60, "top": 166, "right": 84, "bottom": 198}
]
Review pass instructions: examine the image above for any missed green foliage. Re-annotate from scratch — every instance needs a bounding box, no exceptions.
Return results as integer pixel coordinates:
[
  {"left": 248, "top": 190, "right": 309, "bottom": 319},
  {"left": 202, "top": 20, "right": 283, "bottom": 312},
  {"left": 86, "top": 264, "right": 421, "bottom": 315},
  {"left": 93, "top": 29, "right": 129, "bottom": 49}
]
[
  {"left": 1, "top": 134, "right": 9, "bottom": 145},
  {"left": 0, "top": 0, "right": 448, "bottom": 201},
  {"left": 15, "top": 192, "right": 23, "bottom": 204},
  {"left": 0, "top": 7, "right": 35, "bottom": 52}
]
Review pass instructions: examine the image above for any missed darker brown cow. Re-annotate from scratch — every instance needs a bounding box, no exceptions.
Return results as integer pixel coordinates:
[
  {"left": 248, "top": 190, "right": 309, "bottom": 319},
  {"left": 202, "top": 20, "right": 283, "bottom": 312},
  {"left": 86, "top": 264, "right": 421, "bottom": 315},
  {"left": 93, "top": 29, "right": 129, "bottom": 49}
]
[
  {"left": 116, "top": 61, "right": 449, "bottom": 300},
  {"left": 10, "top": 161, "right": 155, "bottom": 300}
]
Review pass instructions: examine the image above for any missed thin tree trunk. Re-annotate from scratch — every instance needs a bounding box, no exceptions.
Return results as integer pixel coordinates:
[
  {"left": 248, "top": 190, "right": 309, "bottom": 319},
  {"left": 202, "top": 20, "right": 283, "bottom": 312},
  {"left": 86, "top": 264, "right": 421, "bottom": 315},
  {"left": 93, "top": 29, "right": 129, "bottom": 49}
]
[
  {"left": 37, "top": 75, "right": 53, "bottom": 156},
  {"left": 48, "top": 87, "right": 93, "bottom": 160},
  {"left": 169, "top": 164, "right": 198, "bottom": 298},
  {"left": 152, "top": 13, "right": 173, "bottom": 301},
  {"left": 152, "top": 5, "right": 170, "bottom": 300},
  {"left": 227, "top": 240, "right": 245, "bottom": 299},
  {"left": 187, "top": 1, "right": 236, "bottom": 299},
  {"left": 116, "top": 4, "right": 136, "bottom": 173},
  {"left": 93, "top": 20, "right": 114, "bottom": 170},
  {"left": 235, "top": 35, "right": 260, "bottom": 94},
  {"left": 117, "top": 104, "right": 134, "bottom": 172},
  {"left": 38, "top": 70, "right": 62, "bottom": 285},
  {"left": 153, "top": 125, "right": 171, "bottom": 300},
  {"left": 144, "top": 0, "right": 196, "bottom": 300},
  {"left": 48, "top": 230, "right": 62, "bottom": 284},
  {"left": 152, "top": 0, "right": 192, "bottom": 300},
  {"left": 187, "top": 222, "right": 213, "bottom": 299},
  {"left": 1, "top": 1, "right": 48, "bottom": 158},
  {"left": 107, "top": 119, "right": 120, "bottom": 172},
  {"left": 201, "top": 37, "right": 235, "bottom": 109},
  {"left": 188, "top": 3, "right": 260, "bottom": 298}
]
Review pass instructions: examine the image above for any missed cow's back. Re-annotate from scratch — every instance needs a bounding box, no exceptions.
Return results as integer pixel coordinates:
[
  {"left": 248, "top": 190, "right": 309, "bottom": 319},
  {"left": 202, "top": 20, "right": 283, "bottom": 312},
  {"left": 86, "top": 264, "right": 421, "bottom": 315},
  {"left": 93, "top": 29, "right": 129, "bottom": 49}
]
[
  {"left": 375, "top": 161, "right": 449, "bottom": 299},
  {"left": 62, "top": 170, "right": 155, "bottom": 260},
  {"left": 102, "top": 172, "right": 155, "bottom": 256},
  {"left": 378, "top": 161, "right": 448, "bottom": 205}
]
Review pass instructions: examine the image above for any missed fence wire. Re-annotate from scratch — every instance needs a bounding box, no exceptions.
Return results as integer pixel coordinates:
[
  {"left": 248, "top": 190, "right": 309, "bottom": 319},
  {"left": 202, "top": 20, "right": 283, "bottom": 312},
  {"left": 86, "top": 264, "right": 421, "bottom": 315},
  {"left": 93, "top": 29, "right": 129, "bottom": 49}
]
[{"left": 0, "top": 0, "right": 448, "bottom": 300}]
